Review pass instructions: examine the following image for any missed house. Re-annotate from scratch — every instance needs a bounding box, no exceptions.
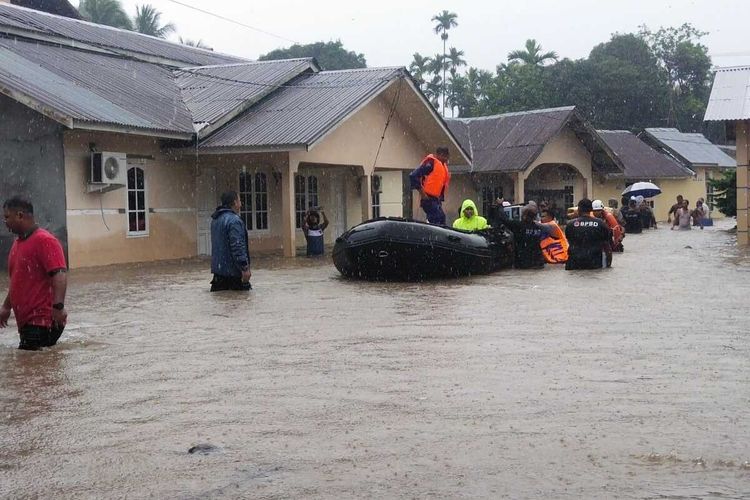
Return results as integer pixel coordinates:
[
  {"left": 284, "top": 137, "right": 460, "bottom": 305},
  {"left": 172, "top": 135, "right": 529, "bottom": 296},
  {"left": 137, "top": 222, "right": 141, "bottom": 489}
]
[
  {"left": 639, "top": 128, "right": 736, "bottom": 216},
  {"left": 0, "top": 3, "right": 468, "bottom": 267},
  {"left": 704, "top": 65, "right": 750, "bottom": 244},
  {"left": 0, "top": 0, "right": 80, "bottom": 19},
  {"left": 595, "top": 130, "right": 698, "bottom": 221},
  {"left": 445, "top": 106, "right": 623, "bottom": 217}
]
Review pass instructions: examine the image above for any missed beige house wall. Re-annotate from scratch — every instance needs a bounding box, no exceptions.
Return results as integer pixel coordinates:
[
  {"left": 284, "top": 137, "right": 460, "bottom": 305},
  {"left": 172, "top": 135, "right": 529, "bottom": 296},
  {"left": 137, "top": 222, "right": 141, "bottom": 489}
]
[
  {"left": 737, "top": 120, "right": 750, "bottom": 245},
  {"left": 64, "top": 131, "right": 196, "bottom": 268}
]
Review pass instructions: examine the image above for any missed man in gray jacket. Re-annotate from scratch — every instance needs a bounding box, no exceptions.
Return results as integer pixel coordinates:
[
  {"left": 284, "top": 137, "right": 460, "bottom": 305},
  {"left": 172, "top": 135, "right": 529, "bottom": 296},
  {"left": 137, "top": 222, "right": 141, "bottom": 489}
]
[{"left": 210, "top": 191, "right": 251, "bottom": 291}]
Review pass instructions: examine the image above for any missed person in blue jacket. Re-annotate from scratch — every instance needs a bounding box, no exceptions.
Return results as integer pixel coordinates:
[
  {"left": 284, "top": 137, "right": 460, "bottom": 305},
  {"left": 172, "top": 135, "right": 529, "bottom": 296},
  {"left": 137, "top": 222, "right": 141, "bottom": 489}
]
[{"left": 210, "top": 191, "right": 251, "bottom": 291}]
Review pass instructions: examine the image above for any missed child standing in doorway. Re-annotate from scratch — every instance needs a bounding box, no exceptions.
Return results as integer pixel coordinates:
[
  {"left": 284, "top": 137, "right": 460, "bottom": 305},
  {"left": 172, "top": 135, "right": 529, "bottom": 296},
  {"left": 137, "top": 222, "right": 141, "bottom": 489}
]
[{"left": 302, "top": 208, "right": 329, "bottom": 256}]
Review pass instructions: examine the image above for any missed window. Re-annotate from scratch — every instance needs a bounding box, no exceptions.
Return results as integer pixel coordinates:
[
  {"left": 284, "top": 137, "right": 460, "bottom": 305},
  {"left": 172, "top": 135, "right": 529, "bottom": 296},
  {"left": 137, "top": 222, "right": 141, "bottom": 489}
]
[
  {"left": 127, "top": 166, "right": 147, "bottom": 235},
  {"left": 481, "top": 186, "right": 503, "bottom": 216},
  {"left": 239, "top": 170, "right": 269, "bottom": 231},
  {"left": 564, "top": 185, "right": 574, "bottom": 209},
  {"left": 372, "top": 175, "right": 382, "bottom": 218},
  {"left": 295, "top": 174, "right": 319, "bottom": 228}
]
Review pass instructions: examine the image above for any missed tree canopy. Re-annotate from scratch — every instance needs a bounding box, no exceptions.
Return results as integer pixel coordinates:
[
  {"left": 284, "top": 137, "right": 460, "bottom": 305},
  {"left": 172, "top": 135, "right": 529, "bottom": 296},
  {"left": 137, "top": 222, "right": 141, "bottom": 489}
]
[
  {"left": 133, "top": 4, "right": 175, "bottom": 38},
  {"left": 259, "top": 41, "right": 366, "bottom": 70},
  {"left": 79, "top": 0, "right": 132, "bottom": 30}
]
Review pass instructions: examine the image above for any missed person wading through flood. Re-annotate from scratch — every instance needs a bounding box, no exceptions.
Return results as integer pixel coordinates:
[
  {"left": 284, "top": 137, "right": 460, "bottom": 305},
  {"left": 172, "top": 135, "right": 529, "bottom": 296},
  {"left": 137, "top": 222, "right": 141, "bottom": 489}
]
[
  {"left": 592, "top": 199, "right": 625, "bottom": 252},
  {"left": 667, "top": 194, "right": 684, "bottom": 224},
  {"left": 621, "top": 198, "right": 643, "bottom": 234},
  {"left": 210, "top": 191, "right": 251, "bottom": 291},
  {"left": 1, "top": 196, "right": 68, "bottom": 350},
  {"left": 565, "top": 198, "right": 613, "bottom": 270},
  {"left": 539, "top": 208, "right": 568, "bottom": 264},
  {"left": 409, "top": 146, "right": 451, "bottom": 225},
  {"left": 302, "top": 208, "right": 329, "bottom": 256},
  {"left": 490, "top": 198, "right": 553, "bottom": 269},
  {"left": 453, "top": 199, "right": 489, "bottom": 231}
]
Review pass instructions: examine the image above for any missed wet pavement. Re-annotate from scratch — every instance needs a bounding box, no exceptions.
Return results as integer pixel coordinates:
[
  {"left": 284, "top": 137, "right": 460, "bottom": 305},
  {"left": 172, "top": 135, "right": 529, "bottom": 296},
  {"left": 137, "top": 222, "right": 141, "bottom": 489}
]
[{"left": 1, "top": 221, "right": 749, "bottom": 499}]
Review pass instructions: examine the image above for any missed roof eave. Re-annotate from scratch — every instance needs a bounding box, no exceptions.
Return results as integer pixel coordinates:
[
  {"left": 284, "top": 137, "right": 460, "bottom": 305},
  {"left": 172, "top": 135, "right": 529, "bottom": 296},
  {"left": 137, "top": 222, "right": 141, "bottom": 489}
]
[
  {"left": 194, "top": 144, "right": 307, "bottom": 155},
  {"left": 0, "top": 82, "right": 74, "bottom": 128},
  {"left": 71, "top": 120, "right": 194, "bottom": 140}
]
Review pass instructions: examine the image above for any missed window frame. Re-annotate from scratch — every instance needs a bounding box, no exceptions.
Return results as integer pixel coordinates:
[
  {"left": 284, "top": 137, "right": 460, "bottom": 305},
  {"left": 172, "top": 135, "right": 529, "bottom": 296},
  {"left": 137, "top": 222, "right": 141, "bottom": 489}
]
[
  {"left": 126, "top": 165, "right": 149, "bottom": 238},
  {"left": 294, "top": 174, "right": 319, "bottom": 229},
  {"left": 239, "top": 168, "right": 270, "bottom": 234}
]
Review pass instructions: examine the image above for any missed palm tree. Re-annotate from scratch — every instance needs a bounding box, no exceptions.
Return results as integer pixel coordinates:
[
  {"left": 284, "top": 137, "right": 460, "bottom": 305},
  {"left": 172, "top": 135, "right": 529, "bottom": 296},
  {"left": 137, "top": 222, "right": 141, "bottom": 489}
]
[
  {"left": 178, "top": 37, "right": 212, "bottom": 50},
  {"left": 409, "top": 53, "right": 432, "bottom": 91},
  {"left": 507, "top": 39, "right": 558, "bottom": 66},
  {"left": 447, "top": 47, "right": 466, "bottom": 117},
  {"left": 133, "top": 4, "right": 175, "bottom": 38},
  {"left": 79, "top": 0, "right": 132, "bottom": 30},
  {"left": 431, "top": 10, "right": 458, "bottom": 113}
]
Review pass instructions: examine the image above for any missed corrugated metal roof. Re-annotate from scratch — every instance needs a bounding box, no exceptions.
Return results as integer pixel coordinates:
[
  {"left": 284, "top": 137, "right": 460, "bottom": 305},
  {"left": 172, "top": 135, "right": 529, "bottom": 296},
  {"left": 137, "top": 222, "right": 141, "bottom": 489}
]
[
  {"left": 642, "top": 128, "right": 736, "bottom": 167},
  {"left": 597, "top": 130, "right": 693, "bottom": 179},
  {"left": 704, "top": 66, "right": 750, "bottom": 121},
  {"left": 0, "top": 37, "right": 193, "bottom": 135},
  {"left": 199, "top": 67, "right": 402, "bottom": 149},
  {"left": 446, "top": 107, "right": 575, "bottom": 172},
  {"left": 0, "top": 3, "right": 244, "bottom": 66},
  {"left": 175, "top": 59, "right": 316, "bottom": 127}
]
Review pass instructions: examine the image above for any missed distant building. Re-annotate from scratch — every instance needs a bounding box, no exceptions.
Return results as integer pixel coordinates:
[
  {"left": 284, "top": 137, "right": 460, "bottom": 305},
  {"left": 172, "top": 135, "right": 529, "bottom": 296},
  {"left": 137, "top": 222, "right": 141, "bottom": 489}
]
[
  {"left": 445, "top": 107, "right": 623, "bottom": 217},
  {"left": 705, "top": 65, "right": 750, "bottom": 245}
]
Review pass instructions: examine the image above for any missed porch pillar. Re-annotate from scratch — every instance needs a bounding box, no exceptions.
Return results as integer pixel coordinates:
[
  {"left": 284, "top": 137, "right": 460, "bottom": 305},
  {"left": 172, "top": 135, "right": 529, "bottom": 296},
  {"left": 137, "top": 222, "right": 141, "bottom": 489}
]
[
  {"left": 737, "top": 120, "right": 749, "bottom": 245},
  {"left": 514, "top": 172, "right": 525, "bottom": 204},
  {"left": 360, "top": 173, "right": 373, "bottom": 222},
  {"left": 585, "top": 174, "right": 594, "bottom": 201},
  {"left": 282, "top": 159, "right": 299, "bottom": 257}
]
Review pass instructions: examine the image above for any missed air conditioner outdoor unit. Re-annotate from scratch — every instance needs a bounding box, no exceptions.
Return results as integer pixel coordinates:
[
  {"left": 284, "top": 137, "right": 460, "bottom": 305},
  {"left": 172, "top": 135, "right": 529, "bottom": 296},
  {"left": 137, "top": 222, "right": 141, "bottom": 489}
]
[{"left": 87, "top": 152, "right": 127, "bottom": 193}]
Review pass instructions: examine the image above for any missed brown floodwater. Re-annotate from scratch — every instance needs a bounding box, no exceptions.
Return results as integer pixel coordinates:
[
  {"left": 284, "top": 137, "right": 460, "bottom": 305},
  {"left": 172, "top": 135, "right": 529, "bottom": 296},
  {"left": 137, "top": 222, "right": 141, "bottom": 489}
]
[{"left": 1, "top": 221, "right": 749, "bottom": 499}]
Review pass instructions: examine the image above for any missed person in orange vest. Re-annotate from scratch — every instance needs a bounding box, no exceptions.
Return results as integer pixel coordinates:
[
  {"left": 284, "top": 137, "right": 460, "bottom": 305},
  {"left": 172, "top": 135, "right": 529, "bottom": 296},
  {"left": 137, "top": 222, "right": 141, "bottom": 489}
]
[
  {"left": 539, "top": 208, "right": 569, "bottom": 263},
  {"left": 409, "top": 146, "right": 451, "bottom": 225},
  {"left": 592, "top": 199, "right": 625, "bottom": 252}
]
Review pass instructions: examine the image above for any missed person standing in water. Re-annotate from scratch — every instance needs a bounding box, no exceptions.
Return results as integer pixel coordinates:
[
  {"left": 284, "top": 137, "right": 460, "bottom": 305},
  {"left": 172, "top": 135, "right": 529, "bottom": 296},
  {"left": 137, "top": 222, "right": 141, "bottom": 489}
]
[
  {"left": 1, "top": 196, "right": 68, "bottom": 350},
  {"left": 565, "top": 198, "right": 612, "bottom": 270},
  {"left": 210, "top": 191, "right": 251, "bottom": 291},
  {"left": 302, "top": 208, "right": 329, "bottom": 256}
]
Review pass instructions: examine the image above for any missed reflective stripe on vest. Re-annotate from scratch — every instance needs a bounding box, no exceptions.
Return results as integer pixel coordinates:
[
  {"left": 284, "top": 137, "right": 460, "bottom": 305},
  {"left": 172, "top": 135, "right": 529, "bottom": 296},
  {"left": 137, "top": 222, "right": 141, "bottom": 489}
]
[
  {"left": 421, "top": 154, "right": 450, "bottom": 198},
  {"left": 540, "top": 236, "right": 569, "bottom": 263}
]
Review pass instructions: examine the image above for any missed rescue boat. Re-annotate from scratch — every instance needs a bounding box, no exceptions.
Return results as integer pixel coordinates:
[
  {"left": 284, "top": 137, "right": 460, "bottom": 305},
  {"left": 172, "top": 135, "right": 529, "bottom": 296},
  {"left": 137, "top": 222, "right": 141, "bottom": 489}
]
[{"left": 332, "top": 217, "right": 514, "bottom": 281}]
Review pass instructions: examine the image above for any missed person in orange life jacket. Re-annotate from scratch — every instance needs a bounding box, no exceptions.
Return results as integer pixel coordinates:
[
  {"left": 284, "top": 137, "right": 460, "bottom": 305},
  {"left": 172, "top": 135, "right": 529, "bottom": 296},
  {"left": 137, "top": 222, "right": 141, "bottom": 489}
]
[
  {"left": 409, "top": 146, "right": 451, "bottom": 225},
  {"left": 1, "top": 196, "right": 68, "bottom": 350},
  {"left": 490, "top": 199, "right": 554, "bottom": 269},
  {"left": 302, "top": 208, "right": 329, "bottom": 256},
  {"left": 539, "top": 208, "right": 569, "bottom": 264},
  {"left": 592, "top": 199, "right": 625, "bottom": 252},
  {"left": 565, "top": 198, "right": 612, "bottom": 270}
]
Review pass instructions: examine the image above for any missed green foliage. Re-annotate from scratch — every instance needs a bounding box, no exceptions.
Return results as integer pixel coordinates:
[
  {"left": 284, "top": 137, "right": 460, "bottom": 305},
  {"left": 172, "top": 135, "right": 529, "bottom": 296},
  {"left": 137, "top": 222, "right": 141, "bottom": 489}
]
[
  {"left": 258, "top": 41, "right": 366, "bottom": 71},
  {"left": 133, "top": 4, "right": 175, "bottom": 38},
  {"left": 79, "top": 0, "right": 132, "bottom": 30},
  {"left": 707, "top": 170, "right": 737, "bottom": 217},
  {"left": 507, "top": 39, "right": 558, "bottom": 66}
]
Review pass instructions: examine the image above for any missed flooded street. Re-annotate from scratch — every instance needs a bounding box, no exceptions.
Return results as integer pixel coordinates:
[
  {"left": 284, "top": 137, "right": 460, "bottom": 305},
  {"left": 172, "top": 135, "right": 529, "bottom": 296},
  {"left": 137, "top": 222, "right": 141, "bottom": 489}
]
[{"left": 1, "top": 222, "right": 749, "bottom": 499}]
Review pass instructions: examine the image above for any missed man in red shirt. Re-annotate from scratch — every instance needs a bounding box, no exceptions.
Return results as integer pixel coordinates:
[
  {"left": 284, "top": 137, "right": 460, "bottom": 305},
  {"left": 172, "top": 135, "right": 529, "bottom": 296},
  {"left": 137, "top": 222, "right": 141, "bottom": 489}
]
[{"left": 1, "top": 197, "right": 68, "bottom": 350}]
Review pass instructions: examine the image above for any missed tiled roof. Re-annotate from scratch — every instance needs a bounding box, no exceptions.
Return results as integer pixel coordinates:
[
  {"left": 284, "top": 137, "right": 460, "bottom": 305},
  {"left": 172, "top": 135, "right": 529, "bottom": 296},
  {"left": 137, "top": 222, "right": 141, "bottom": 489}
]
[
  {"left": 175, "top": 59, "right": 317, "bottom": 130},
  {"left": 704, "top": 66, "right": 750, "bottom": 121},
  {"left": 642, "top": 128, "right": 736, "bottom": 168},
  {"left": 597, "top": 130, "right": 693, "bottom": 179},
  {"left": 0, "top": 3, "right": 244, "bottom": 66},
  {"left": 0, "top": 37, "right": 193, "bottom": 136},
  {"left": 199, "top": 67, "right": 403, "bottom": 149}
]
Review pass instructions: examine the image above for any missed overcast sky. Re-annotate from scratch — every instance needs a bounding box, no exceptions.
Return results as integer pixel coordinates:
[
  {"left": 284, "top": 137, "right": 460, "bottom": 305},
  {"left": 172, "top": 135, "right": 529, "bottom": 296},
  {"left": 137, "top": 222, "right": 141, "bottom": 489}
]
[{"left": 115, "top": 0, "right": 750, "bottom": 69}]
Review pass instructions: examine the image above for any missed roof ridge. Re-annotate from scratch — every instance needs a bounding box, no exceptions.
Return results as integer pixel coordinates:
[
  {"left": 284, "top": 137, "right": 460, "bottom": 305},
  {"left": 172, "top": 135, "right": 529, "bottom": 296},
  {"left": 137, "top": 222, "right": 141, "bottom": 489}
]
[
  {"left": 0, "top": 3, "right": 243, "bottom": 61},
  {"left": 448, "top": 105, "right": 576, "bottom": 122},
  {"left": 181, "top": 58, "right": 314, "bottom": 71},
  {"left": 318, "top": 66, "right": 403, "bottom": 74}
]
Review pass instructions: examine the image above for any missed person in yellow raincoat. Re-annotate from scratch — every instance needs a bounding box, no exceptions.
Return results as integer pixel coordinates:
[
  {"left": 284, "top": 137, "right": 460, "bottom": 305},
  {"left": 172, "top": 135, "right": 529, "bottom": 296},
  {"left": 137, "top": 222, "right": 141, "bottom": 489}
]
[{"left": 452, "top": 199, "right": 489, "bottom": 231}]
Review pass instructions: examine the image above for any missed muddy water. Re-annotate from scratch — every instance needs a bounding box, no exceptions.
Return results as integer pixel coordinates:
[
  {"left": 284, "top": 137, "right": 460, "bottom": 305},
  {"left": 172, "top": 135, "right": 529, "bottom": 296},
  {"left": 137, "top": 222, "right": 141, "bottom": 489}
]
[{"left": 1, "top": 222, "right": 749, "bottom": 499}]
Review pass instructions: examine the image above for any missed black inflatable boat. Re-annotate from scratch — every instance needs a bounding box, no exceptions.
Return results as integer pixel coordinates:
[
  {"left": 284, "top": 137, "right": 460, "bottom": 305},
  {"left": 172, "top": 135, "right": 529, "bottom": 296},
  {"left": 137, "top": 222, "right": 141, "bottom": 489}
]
[{"left": 332, "top": 217, "right": 514, "bottom": 281}]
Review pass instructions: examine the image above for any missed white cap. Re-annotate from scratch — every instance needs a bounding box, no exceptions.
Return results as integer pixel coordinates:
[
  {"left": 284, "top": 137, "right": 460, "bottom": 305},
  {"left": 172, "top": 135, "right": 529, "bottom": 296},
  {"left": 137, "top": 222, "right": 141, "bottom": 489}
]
[
  {"left": 502, "top": 201, "right": 511, "bottom": 207},
  {"left": 592, "top": 199, "right": 604, "bottom": 210}
]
